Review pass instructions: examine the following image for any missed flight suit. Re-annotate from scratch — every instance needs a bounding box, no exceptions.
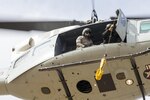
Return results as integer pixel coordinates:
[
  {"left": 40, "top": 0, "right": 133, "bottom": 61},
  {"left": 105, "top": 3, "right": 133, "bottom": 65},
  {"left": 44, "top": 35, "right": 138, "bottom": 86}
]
[{"left": 76, "top": 35, "right": 93, "bottom": 48}]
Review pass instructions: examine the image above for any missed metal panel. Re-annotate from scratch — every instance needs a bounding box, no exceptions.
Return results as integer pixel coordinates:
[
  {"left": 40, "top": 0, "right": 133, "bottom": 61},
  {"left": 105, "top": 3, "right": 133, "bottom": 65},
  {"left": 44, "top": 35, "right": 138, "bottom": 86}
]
[
  {"left": 10, "top": 67, "right": 68, "bottom": 100},
  {"left": 116, "top": 9, "right": 127, "bottom": 41},
  {"left": 95, "top": 73, "right": 116, "bottom": 93},
  {"left": 135, "top": 53, "right": 150, "bottom": 96},
  {"left": 61, "top": 58, "right": 141, "bottom": 100}
]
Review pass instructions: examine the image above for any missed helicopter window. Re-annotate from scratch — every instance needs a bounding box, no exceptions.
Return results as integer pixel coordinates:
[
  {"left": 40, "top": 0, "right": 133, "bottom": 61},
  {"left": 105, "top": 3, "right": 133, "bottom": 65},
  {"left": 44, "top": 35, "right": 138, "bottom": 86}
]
[
  {"left": 55, "top": 36, "right": 66, "bottom": 55},
  {"left": 54, "top": 21, "right": 122, "bottom": 56},
  {"left": 14, "top": 51, "right": 30, "bottom": 68},
  {"left": 55, "top": 31, "right": 78, "bottom": 55},
  {"left": 33, "top": 40, "right": 54, "bottom": 57},
  {"left": 140, "top": 21, "right": 150, "bottom": 33},
  {"left": 14, "top": 38, "right": 56, "bottom": 68}
]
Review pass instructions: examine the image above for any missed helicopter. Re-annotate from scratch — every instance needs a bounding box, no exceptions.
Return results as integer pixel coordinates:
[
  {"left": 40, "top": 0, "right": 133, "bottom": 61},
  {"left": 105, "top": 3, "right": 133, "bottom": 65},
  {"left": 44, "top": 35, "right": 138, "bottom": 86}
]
[{"left": 0, "top": 7, "right": 150, "bottom": 100}]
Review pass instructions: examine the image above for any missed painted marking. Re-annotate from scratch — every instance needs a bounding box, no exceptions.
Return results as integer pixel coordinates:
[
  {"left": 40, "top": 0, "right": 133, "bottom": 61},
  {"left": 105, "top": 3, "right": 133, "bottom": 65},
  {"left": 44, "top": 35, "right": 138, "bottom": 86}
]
[{"left": 144, "top": 64, "right": 150, "bottom": 79}]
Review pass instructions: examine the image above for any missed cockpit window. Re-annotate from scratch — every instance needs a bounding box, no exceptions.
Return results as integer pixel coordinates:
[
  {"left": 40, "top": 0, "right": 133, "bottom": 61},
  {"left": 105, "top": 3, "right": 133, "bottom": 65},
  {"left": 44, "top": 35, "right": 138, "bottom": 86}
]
[{"left": 140, "top": 21, "right": 150, "bottom": 33}]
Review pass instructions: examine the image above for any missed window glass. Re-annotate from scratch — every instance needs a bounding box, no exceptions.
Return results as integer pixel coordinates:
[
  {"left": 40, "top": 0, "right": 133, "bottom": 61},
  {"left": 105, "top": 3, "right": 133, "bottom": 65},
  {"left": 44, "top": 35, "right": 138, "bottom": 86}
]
[
  {"left": 14, "top": 51, "right": 30, "bottom": 68},
  {"left": 140, "top": 21, "right": 150, "bottom": 33},
  {"left": 33, "top": 41, "right": 54, "bottom": 58},
  {"left": 13, "top": 35, "right": 58, "bottom": 69},
  {"left": 14, "top": 41, "right": 54, "bottom": 68}
]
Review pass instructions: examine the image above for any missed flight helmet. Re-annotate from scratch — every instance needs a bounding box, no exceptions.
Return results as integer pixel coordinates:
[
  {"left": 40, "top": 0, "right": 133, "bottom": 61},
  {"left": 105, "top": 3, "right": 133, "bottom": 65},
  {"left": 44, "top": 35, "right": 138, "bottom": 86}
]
[{"left": 82, "top": 28, "right": 91, "bottom": 36}]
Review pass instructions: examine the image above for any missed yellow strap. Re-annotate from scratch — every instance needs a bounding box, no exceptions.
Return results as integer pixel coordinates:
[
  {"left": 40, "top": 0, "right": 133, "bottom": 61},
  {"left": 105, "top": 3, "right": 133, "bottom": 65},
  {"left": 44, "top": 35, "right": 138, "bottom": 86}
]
[{"left": 95, "top": 56, "right": 106, "bottom": 80}]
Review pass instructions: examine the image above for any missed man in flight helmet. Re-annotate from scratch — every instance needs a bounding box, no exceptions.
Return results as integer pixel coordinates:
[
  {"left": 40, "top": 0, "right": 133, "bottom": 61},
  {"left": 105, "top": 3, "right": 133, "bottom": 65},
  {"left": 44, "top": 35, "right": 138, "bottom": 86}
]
[
  {"left": 102, "top": 23, "right": 115, "bottom": 43},
  {"left": 76, "top": 28, "right": 93, "bottom": 48}
]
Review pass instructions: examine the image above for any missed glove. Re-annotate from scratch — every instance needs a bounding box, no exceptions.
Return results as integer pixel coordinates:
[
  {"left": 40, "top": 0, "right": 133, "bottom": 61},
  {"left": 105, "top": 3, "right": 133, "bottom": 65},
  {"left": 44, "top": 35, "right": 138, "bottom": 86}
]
[{"left": 108, "top": 24, "right": 114, "bottom": 32}]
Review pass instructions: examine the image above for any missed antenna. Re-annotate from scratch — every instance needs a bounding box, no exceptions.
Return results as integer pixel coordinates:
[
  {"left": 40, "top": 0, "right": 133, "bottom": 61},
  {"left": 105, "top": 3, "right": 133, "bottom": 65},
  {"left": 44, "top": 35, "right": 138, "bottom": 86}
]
[
  {"left": 92, "top": 0, "right": 95, "bottom": 10},
  {"left": 91, "top": 0, "right": 98, "bottom": 23}
]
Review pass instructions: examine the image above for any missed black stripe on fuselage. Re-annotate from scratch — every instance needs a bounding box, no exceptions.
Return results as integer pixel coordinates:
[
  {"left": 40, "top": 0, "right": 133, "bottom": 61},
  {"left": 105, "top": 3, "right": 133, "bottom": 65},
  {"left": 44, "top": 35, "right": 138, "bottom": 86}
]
[
  {"left": 130, "top": 57, "right": 145, "bottom": 100},
  {"left": 56, "top": 69, "right": 73, "bottom": 100}
]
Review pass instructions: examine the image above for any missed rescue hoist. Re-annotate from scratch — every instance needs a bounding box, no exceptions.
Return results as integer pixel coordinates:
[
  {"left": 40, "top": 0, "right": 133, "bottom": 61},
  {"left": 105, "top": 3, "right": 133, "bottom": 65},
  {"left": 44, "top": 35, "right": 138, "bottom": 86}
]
[{"left": 95, "top": 23, "right": 114, "bottom": 80}]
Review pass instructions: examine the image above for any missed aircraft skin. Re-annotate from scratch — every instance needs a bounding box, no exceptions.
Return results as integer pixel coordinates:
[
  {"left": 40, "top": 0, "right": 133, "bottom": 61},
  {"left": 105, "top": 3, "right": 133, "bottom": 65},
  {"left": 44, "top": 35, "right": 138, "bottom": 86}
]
[
  {"left": 0, "top": 9, "right": 150, "bottom": 100},
  {"left": 2, "top": 39, "right": 150, "bottom": 100}
]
